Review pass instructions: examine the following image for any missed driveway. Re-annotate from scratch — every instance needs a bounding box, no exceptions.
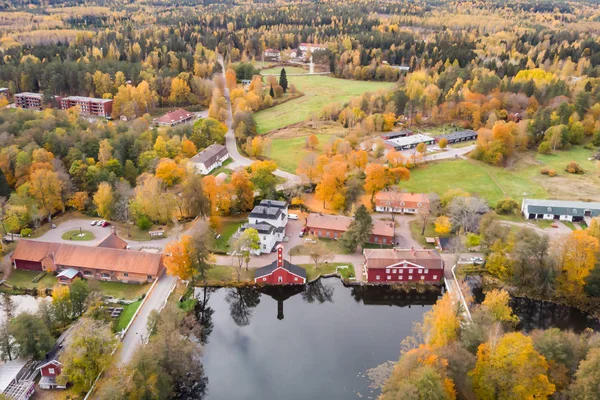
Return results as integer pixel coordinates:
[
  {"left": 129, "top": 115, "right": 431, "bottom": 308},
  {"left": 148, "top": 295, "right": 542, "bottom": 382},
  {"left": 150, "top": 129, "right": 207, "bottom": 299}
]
[
  {"left": 398, "top": 144, "right": 475, "bottom": 162},
  {"left": 116, "top": 272, "right": 177, "bottom": 366}
]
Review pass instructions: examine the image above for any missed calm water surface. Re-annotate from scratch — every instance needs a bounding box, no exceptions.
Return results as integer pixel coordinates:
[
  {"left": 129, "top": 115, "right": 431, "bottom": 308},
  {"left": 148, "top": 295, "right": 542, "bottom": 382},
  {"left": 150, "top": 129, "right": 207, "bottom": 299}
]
[{"left": 194, "top": 279, "right": 439, "bottom": 400}]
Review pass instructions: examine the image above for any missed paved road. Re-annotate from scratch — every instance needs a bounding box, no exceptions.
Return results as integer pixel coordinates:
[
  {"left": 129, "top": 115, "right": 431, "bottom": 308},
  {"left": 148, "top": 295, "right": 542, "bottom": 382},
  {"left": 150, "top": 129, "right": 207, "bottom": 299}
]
[
  {"left": 116, "top": 272, "right": 177, "bottom": 366},
  {"left": 218, "top": 56, "right": 302, "bottom": 190}
]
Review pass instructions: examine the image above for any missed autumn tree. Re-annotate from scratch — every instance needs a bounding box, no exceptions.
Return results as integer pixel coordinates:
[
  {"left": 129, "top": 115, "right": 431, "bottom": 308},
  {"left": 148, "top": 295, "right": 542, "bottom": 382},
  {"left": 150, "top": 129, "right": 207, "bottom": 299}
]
[
  {"left": 93, "top": 182, "right": 114, "bottom": 220},
  {"left": 364, "top": 163, "right": 390, "bottom": 205},
  {"left": 29, "top": 168, "right": 64, "bottom": 222},
  {"left": 305, "top": 236, "right": 333, "bottom": 270},
  {"left": 164, "top": 229, "right": 212, "bottom": 285},
  {"left": 471, "top": 332, "right": 555, "bottom": 400},
  {"left": 306, "top": 134, "right": 319, "bottom": 150},
  {"left": 231, "top": 170, "right": 254, "bottom": 211},
  {"left": 438, "top": 137, "right": 448, "bottom": 149},
  {"left": 435, "top": 215, "right": 452, "bottom": 236},
  {"left": 231, "top": 228, "right": 260, "bottom": 275},
  {"left": 58, "top": 318, "right": 116, "bottom": 391},
  {"left": 155, "top": 158, "right": 184, "bottom": 187},
  {"left": 557, "top": 230, "right": 599, "bottom": 297},
  {"left": 249, "top": 160, "right": 278, "bottom": 198},
  {"left": 169, "top": 77, "right": 192, "bottom": 105},
  {"left": 569, "top": 348, "right": 600, "bottom": 399},
  {"left": 481, "top": 289, "right": 519, "bottom": 328},
  {"left": 422, "top": 293, "right": 461, "bottom": 347}
]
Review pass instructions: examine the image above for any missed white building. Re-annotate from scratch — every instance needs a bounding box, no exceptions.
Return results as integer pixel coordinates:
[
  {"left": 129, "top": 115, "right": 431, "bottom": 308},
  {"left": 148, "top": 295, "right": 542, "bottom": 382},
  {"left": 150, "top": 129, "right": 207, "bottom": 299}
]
[
  {"left": 241, "top": 200, "right": 288, "bottom": 254},
  {"left": 521, "top": 199, "right": 600, "bottom": 224},
  {"left": 384, "top": 134, "right": 435, "bottom": 150},
  {"left": 188, "top": 144, "right": 229, "bottom": 175}
]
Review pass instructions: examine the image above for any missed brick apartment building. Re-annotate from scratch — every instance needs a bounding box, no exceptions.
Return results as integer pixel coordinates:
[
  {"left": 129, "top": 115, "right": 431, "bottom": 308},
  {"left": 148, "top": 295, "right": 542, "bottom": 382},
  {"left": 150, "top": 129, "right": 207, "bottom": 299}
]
[
  {"left": 14, "top": 92, "right": 44, "bottom": 110},
  {"left": 56, "top": 96, "right": 113, "bottom": 117}
]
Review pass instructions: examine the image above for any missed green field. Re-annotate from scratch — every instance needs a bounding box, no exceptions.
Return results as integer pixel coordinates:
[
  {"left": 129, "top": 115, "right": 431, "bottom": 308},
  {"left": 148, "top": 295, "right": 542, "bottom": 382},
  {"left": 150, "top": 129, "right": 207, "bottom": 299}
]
[
  {"left": 213, "top": 216, "right": 247, "bottom": 253},
  {"left": 300, "top": 262, "right": 355, "bottom": 281},
  {"left": 205, "top": 264, "right": 255, "bottom": 284},
  {"left": 61, "top": 229, "right": 95, "bottom": 241},
  {"left": 114, "top": 300, "right": 142, "bottom": 332},
  {"left": 2, "top": 269, "right": 57, "bottom": 290},
  {"left": 401, "top": 147, "right": 600, "bottom": 205},
  {"left": 254, "top": 74, "right": 393, "bottom": 134},
  {"left": 269, "top": 134, "right": 332, "bottom": 173}
]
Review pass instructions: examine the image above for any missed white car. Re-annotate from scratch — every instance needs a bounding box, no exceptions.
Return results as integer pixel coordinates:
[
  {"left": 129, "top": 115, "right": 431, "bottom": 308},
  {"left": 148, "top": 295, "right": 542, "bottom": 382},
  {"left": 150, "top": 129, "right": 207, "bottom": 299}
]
[
  {"left": 90, "top": 220, "right": 98, "bottom": 226},
  {"left": 471, "top": 257, "right": 484, "bottom": 264},
  {"left": 98, "top": 220, "right": 105, "bottom": 227},
  {"left": 288, "top": 213, "right": 299, "bottom": 220}
]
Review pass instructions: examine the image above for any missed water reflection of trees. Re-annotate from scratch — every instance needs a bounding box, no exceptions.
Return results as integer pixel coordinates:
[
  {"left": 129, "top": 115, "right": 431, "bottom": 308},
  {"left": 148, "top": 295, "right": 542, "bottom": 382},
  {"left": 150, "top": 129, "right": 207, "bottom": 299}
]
[
  {"left": 302, "top": 280, "right": 334, "bottom": 304},
  {"left": 350, "top": 285, "right": 440, "bottom": 307},
  {"left": 226, "top": 287, "right": 261, "bottom": 326},
  {"left": 194, "top": 287, "right": 217, "bottom": 345}
]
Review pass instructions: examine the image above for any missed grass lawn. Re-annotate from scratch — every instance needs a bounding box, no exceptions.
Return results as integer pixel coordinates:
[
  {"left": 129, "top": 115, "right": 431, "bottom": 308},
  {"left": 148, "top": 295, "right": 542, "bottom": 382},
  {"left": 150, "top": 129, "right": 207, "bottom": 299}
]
[
  {"left": 210, "top": 158, "right": 234, "bottom": 177},
  {"left": 261, "top": 66, "right": 308, "bottom": 75},
  {"left": 61, "top": 229, "right": 95, "bottom": 241},
  {"left": 409, "top": 219, "right": 438, "bottom": 248},
  {"left": 300, "top": 262, "right": 355, "bottom": 281},
  {"left": 114, "top": 300, "right": 142, "bottom": 332},
  {"left": 269, "top": 133, "right": 332, "bottom": 173},
  {"left": 93, "top": 281, "right": 149, "bottom": 300},
  {"left": 213, "top": 216, "right": 247, "bottom": 253},
  {"left": 3, "top": 269, "right": 57, "bottom": 290},
  {"left": 254, "top": 75, "right": 393, "bottom": 134},
  {"left": 290, "top": 238, "right": 352, "bottom": 256},
  {"left": 114, "top": 223, "right": 169, "bottom": 242},
  {"left": 400, "top": 147, "right": 600, "bottom": 205},
  {"left": 205, "top": 264, "right": 254, "bottom": 284},
  {"left": 563, "top": 221, "right": 577, "bottom": 230}
]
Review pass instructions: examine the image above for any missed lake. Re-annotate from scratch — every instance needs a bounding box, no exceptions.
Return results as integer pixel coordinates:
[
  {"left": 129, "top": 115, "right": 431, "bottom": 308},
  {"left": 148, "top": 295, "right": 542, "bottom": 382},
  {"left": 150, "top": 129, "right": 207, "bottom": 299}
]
[{"left": 194, "top": 279, "right": 439, "bottom": 400}]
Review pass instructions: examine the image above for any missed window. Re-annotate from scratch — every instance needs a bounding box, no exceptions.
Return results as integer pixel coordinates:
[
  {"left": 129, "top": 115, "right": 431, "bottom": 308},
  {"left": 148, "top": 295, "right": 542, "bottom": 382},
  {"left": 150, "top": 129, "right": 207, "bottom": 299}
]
[
  {"left": 409, "top": 268, "right": 413, "bottom": 273},
  {"left": 49, "top": 368, "right": 55, "bottom": 375},
  {"left": 263, "top": 244, "right": 266, "bottom": 249},
  {"left": 326, "top": 231, "right": 330, "bottom": 238},
  {"left": 417, "top": 202, "right": 422, "bottom": 207},
  {"left": 386, "top": 269, "right": 390, "bottom": 273},
  {"left": 398, "top": 275, "right": 403, "bottom": 280},
  {"left": 83, "top": 270, "right": 92, "bottom": 276},
  {"left": 424, "top": 269, "right": 429, "bottom": 273},
  {"left": 147, "top": 275, "right": 152, "bottom": 280},
  {"left": 101, "top": 273, "right": 109, "bottom": 278},
  {"left": 294, "top": 277, "right": 298, "bottom": 281},
  {"left": 408, "top": 275, "right": 413, "bottom": 280},
  {"left": 433, "top": 275, "right": 438, "bottom": 280},
  {"left": 374, "top": 237, "right": 379, "bottom": 243},
  {"left": 387, "top": 275, "right": 391, "bottom": 280},
  {"left": 573, "top": 209, "right": 578, "bottom": 213},
  {"left": 263, "top": 278, "right": 266, "bottom": 281},
  {"left": 334, "top": 232, "right": 338, "bottom": 239},
  {"left": 547, "top": 207, "right": 552, "bottom": 212},
  {"left": 382, "top": 238, "right": 387, "bottom": 244},
  {"left": 421, "top": 276, "right": 425, "bottom": 280},
  {"left": 124, "top": 272, "right": 129, "bottom": 277},
  {"left": 375, "top": 275, "right": 380, "bottom": 280},
  {"left": 418, "top": 269, "right": 422, "bottom": 273},
  {"left": 277, "top": 276, "right": 283, "bottom": 283},
  {"left": 392, "top": 269, "right": 397, "bottom": 273},
  {"left": 399, "top": 269, "right": 403, "bottom": 273},
  {"left": 400, "top": 201, "right": 405, "bottom": 206}
]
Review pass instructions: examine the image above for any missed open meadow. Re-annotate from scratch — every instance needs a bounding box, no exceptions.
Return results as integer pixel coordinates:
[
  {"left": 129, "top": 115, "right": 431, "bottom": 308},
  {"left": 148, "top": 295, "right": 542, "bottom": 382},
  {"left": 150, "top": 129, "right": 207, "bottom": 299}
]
[
  {"left": 269, "top": 133, "right": 332, "bottom": 173},
  {"left": 400, "top": 147, "right": 600, "bottom": 205},
  {"left": 254, "top": 67, "right": 394, "bottom": 134}
]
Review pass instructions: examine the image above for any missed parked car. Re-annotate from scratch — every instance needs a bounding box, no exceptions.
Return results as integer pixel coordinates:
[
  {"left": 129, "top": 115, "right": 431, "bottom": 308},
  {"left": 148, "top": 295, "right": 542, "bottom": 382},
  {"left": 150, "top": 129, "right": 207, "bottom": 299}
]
[
  {"left": 304, "top": 237, "right": 316, "bottom": 244},
  {"left": 471, "top": 257, "right": 484, "bottom": 264},
  {"left": 101, "top": 221, "right": 111, "bottom": 227},
  {"left": 98, "top": 220, "right": 105, "bottom": 226},
  {"left": 90, "top": 220, "right": 98, "bottom": 226},
  {"left": 288, "top": 213, "right": 299, "bottom": 220}
]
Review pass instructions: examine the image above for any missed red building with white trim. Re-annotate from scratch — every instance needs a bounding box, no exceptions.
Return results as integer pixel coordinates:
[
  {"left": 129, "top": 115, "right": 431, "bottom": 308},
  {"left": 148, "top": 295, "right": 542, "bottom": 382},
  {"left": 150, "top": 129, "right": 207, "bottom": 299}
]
[
  {"left": 254, "top": 245, "right": 306, "bottom": 285},
  {"left": 305, "top": 213, "right": 395, "bottom": 245},
  {"left": 38, "top": 360, "right": 66, "bottom": 390},
  {"left": 363, "top": 248, "right": 444, "bottom": 284}
]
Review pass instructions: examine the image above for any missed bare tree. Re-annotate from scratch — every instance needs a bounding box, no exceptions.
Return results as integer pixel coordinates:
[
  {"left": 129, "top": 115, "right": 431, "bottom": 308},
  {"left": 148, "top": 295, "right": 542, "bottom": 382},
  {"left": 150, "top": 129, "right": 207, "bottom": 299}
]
[
  {"left": 0, "top": 320, "right": 14, "bottom": 361},
  {"left": 448, "top": 196, "right": 489, "bottom": 234},
  {"left": 305, "top": 236, "right": 333, "bottom": 271},
  {"left": 418, "top": 207, "right": 431, "bottom": 236}
]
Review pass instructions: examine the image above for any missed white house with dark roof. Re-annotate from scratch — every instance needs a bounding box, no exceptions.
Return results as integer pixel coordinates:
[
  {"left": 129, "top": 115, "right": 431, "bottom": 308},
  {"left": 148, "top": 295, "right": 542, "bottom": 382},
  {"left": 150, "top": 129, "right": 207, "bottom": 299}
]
[
  {"left": 241, "top": 200, "right": 289, "bottom": 253},
  {"left": 188, "top": 144, "right": 229, "bottom": 175}
]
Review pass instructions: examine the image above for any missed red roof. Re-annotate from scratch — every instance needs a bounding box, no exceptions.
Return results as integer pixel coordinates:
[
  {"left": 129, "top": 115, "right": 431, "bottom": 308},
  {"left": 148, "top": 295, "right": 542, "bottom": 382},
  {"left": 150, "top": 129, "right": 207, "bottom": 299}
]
[
  {"left": 157, "top": 109, "right": 193, "bottom": 124},
  {"left": 363, "top": 248, "right": 443, "bottom": 271},
  {"left": 375, "top": 192, "right": 430, "bottom": 210}
]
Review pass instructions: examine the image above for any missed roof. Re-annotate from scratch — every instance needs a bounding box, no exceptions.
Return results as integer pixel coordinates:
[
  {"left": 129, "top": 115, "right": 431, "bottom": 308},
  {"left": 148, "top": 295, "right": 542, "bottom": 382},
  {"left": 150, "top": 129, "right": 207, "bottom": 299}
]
[
  {"left": 381, "top": 130, "right": 412, "bottom": 140},
  {"left": 363, "top": 248, "right": 444, "bottom": 270},
  {"left": 523, "top": 199, "right": 600, "bottom": 217},
  {"left": 241, "top": 222, "right": 275, "bottom": 235},
  {"left": 157, "top": 108, "right": 193, "bottom": 124},
  {"left": 15, "top": 92, "right": 43, "bottom": 98},
  {"left": 189, "top": 144, "right": 228, "bottom": 166},
  {"left": 437, "top": 129, "right": 478, "bottom": 141},
  {"left": 56, "top": 268, "right": 80, "bottom": 280},
  {"left": 11, "top": 240, "right": 61, "bottom": 262},
  {"left": 372, "top": 220, "right": 395, "bottom": 238},
  {"left": 249, "top": 204, "right": 283, "bottom": 220},
  {"left": 254, "top": 259, "right": 307, "bottom": 279},
  {"left": 306, "top": 213, "right": 352, "bottom": 231},
  {"left": 96, "top": 232, "right": 128, "bottom": 250},
  {"left": 384, "top": 134, "right": 434, "bottom": 148},
  {"left": 38, "top": 359, "right": 62, "bottom": 370},
  {"left": 61, "top": 96, "right": 113, "bottom": 103},
  {"left": 0, "top": 358, "right": 28, "bottom": 392},
  {"left": 12, "top": 240, "right": 162, "bottom": 276},
  {"left": 375, "top": 192, "right": 430, "bottom": 208},
  {"left": 259, "top": 199, "right": 287, "bottom": 209}
]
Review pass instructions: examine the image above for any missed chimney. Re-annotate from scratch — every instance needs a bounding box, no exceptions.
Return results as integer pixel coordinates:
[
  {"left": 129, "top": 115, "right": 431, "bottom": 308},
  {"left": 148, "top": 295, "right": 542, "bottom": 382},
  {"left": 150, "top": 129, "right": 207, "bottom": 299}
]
[{"left": 277, "top": 244, "right": 284, "bottom": 267}]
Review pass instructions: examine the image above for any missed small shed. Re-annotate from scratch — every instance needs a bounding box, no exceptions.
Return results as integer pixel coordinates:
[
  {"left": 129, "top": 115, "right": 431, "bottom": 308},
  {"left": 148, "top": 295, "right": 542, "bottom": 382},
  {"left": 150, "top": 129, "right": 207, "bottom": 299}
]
[{"left": 56, "top": 268, "right": 81, "bottom": 285}]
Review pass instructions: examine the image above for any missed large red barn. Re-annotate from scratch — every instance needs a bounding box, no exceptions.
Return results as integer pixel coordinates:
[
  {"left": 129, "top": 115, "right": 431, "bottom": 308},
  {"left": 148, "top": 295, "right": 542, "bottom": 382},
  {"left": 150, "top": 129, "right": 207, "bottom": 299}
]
[
  {"left": 363, "top": 248, "right": 444, "bottom": 284},
  {"left": 254, "top": 246, "right": 306, "bottom": 285}
]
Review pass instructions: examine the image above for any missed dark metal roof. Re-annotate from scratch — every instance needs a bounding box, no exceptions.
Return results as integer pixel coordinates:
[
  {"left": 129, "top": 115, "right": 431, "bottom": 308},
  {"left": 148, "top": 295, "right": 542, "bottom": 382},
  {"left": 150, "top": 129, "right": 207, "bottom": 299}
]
[
  {"left": 259, "top": 199, "right": 288, "bottom": 209},
  {"left": 254, "top": 259, "right": 307, "bottom": 279},
  {"left": 189, "top": 144, "right": 228, "bottom": 166},
  {"left": 249, "top": 205, "right": 283, "bottom": 220},
  {"left": 437, "top": 129, "right": 478, "bottom": 141},
  {"left": 241, "top": 223, "right": 275, "bottom": 235},
  {"left": 523, "top": 199, "right": 600, "bottom": 217}
]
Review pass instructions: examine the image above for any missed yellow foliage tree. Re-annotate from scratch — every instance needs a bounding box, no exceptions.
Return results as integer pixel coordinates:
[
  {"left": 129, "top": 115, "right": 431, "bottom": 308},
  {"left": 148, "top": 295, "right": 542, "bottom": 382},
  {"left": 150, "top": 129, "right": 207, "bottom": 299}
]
[
  {"left": 557, "top": 230, "right": 599, "bottom": 297},
  {"left": 422, "top": 293, "right": 460, "bottom": 347},
  {"left": 155, "top": 158, "right": 184, "bottom": 187},
  {"left": 93, "top": 182, "right": 114, "bottom": 220},
  {"left": 434, "top": 216, "right": 452, "bottom": 236},
  {"left": 29, "top": 169, "right": 64, "bottom": 222}
]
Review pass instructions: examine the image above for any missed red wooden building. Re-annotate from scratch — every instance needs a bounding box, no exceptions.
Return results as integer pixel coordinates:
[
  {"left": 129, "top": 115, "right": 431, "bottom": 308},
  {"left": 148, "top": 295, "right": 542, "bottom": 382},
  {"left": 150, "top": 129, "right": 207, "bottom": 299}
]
[
  {"left": 38, "top": 359, "right": 66, "bottom": 390},
  {"left": 254, "top": 245, "right": 306, "bottom": 285},
  {"left": 305, "top": 213, "right": 395, "bottom": 245},
  {"left": 363, "top": 248, "right": 444, "bottom": 284}
]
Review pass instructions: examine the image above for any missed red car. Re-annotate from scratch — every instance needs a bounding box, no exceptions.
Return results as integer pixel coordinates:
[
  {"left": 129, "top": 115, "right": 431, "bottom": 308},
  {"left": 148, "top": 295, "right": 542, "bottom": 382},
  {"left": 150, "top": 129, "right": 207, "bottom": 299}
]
[{"left": 101, "top": 221, "right": 111, "bottom": 227}]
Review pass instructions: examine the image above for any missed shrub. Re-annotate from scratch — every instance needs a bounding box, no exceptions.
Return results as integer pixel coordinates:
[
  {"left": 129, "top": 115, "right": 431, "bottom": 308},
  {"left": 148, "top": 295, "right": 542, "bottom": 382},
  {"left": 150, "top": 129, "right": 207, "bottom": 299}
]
[
  {"left": 438, "top": 137, "right": 448, "bottom": 149},
  {"left": 584, "top": 143, "right": 594, "bottom": 150},
  {"left": 592, "top": 131, "right": 600, "bottom": 147},
  {"left": 566, "top": 161, "right": 584, "bottom": 174},
  {"left": 20, "top": 228, "right": 32, "bottom": 237},
  {"left": 537, "top": 141, "right": 552, "bottom": 154},
  {"left": 496, "top": 198, "right": 519, "bottom": 214},
  {"left": 136, "top": 215, "right": 153, "bottom": 230}
]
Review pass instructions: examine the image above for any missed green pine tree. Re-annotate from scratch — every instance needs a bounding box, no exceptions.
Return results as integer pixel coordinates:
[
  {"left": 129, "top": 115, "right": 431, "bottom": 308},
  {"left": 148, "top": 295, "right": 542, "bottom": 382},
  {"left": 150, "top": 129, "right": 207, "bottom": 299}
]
[
  {"left": 279, "top": 68, "right": 288, "bottom": 93},
  {"left": 340, "top": 205, "right": 373, "bottom": 252},
  {"left": 0, "top": 168, "right": 10, "bottom": 198},
  {"left": 270, "top": 85, "right": 275, "bottom": 98}
]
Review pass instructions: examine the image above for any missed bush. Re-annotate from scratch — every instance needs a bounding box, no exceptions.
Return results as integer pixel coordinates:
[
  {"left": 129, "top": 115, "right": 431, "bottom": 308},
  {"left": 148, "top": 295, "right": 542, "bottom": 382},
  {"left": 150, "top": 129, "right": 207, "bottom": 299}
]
[
  {"left": 496, "top": 198, "right": 519, "bottom": 214},
  {"left": 566, "top": 161, "right": 584, "bottom": 174},
  {"left": 537, "top": 141, "right": 552, "bottom": 154},
  {"left": 592, "top": 131, "right": 600, "bottom": 147},
  {"left": 584, "top": 143, "right": 594, "bottom": 150},
  {"left": 540, "top": 168, "right": 557, "bottom": 177},
  {"left": 20, "top": 228, "right": 32, "bottom": 237},
  {"left": 32, "top": 272, "right": 47, "bottom": 283},
  {"left": 136, "top": 215, "right": 153, "bottom": 230}
]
